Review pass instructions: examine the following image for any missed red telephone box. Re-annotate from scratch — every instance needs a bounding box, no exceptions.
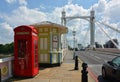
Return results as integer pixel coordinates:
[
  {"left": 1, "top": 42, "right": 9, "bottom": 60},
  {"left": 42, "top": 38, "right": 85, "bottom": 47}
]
[{"left": 14, "top": 25, "right": 39, "bottom": 77}]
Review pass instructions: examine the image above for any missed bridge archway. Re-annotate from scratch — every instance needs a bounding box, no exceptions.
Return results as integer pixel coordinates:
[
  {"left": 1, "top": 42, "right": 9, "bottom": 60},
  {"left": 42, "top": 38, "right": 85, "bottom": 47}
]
[{"left": 61, "top": 9, "right": 95, "bottom": 49}]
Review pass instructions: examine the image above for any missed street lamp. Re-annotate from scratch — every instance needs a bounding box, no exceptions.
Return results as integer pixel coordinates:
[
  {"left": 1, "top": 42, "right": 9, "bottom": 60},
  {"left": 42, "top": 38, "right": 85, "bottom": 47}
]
[{"left": 73, "top": 30, "right": 76, "bottom": 59}]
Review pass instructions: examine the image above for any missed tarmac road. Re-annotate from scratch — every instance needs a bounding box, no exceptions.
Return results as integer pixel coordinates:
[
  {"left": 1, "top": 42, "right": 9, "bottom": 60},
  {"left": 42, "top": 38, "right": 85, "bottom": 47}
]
[{"left": 76, "top": 50, "right": 118, "bottom": 82}]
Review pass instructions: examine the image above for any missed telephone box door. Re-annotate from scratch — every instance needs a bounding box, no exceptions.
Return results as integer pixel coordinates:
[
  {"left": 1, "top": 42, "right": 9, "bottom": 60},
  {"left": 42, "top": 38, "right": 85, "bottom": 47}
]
[{"left": 17, "top": 39, "right": 29, "bottom": 71}]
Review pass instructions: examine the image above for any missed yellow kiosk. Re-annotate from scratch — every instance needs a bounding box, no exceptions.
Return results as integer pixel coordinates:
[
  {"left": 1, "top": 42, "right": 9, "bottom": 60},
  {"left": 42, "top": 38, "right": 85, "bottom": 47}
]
[{"left": 33, "top": 21, "right": 68, "bottom": 65}]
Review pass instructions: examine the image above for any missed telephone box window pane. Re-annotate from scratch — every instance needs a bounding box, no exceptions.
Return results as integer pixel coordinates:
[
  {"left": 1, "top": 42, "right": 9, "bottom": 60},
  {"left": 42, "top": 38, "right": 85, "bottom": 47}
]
[{"left": 18, "top": 40, "right": 27, "bottom": 58}]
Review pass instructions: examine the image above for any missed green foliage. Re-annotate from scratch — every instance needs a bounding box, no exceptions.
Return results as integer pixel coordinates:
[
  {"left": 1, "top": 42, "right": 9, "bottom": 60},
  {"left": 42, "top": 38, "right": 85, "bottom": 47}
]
[{"left": 0, "top": 42, "right": 14, "bottom": 54}]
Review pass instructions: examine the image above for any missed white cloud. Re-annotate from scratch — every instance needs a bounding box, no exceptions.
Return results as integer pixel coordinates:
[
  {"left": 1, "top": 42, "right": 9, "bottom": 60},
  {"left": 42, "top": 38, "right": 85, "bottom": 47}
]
[
  {"left": 0, "top": 22, "right": 13, "bottom": 35},
  {"left": 6, "top": 0, "right": 16, "bottom": 4},
  {"left": 18, "top": 0, "right": 27, "bottom": 6},
  {"left": 64, "top": 4, "right": 89, "bottom": 16},
  {"left": 93, "top": 0, "right": 120, "bottom": 23},
  {"left": 6, "top": 0, "right": 27, "bottom": 6},
  {"left": 3, "top": 6, "right": 47, "bottom": 26},
  {"left": 0, "top": 22, "right": 13, "bottom": 44},
  {"left": 39, "top": 5, "right": 45, "bottom": 10},
  {"left": 68, "top": 0, "right": 73, "bottom": 4},
  {"left": 104, "top": 0, "right": 120, "bottom": 22},
  {"left": 93, "top": 0, "right": 106, "bottom": 14}
]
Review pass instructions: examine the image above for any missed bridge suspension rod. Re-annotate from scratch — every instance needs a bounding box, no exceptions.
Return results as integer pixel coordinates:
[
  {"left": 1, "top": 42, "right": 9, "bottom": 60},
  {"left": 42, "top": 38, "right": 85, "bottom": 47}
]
[
  {"left": 96, "top": 22, "right": 119, "bottom": 49},
  {"left": 97, "top": 21, "right": 120, "bottom": 34},
  {"left": 86, "top": 19, "right": 119, "bottom": 49}
]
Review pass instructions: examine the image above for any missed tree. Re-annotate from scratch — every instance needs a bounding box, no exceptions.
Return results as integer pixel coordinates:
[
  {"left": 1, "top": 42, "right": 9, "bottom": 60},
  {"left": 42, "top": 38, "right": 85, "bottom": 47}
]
[{"left": 0, "top": 42, "right": 14, "bottom": 54}]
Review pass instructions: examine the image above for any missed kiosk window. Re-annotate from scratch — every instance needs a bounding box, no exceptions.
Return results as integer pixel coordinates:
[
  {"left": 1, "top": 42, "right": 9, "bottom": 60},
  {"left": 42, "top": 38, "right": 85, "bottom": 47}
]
[
  {"left": 34, "top": 40, "right": 38, "bottom": 67},
  {"left": 40, "top": 38, "right": 48, "bottom": 50}
]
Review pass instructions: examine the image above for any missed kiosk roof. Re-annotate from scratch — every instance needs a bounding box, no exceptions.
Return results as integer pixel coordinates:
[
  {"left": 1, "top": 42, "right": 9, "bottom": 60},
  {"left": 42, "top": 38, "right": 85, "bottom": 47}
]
[{"left": 32, "top": 21, "right": 68, "bottom": 34}]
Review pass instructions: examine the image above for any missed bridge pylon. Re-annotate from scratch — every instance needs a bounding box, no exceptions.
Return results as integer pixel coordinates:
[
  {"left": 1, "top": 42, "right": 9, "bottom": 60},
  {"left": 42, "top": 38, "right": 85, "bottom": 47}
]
[{"left": 61, "top": 9, "right": 95, "bottom": 50}]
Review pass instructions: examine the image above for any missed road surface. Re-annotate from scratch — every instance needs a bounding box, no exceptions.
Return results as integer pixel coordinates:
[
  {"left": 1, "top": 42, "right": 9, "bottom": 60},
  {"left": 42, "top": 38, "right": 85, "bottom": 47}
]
[{"left": 76, "top": 50, "right": 119, "bottom": 82}]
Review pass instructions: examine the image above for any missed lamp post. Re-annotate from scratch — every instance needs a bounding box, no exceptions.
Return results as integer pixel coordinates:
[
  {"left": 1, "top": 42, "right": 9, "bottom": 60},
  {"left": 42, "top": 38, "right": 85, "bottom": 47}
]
[{"left": 73, "top": 30, "right": 76, "bottom": 59}]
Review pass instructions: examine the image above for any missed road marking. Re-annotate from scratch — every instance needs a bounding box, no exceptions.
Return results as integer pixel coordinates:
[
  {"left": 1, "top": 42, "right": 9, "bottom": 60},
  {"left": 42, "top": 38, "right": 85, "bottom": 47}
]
[{"left": 94, "top": 56, "right": 101, "bottom": 60}]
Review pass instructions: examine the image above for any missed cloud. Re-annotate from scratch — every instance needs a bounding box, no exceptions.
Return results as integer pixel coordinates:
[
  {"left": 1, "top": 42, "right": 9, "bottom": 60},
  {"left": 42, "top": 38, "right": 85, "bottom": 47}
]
[
  {"left": 0, "top": 22, "right": 13, "bottom": 44},
  {"left": 18, "top": 0, "right": 27, "bottom": 6},
  {"left": 5, "top": 0, "right": 16, "bottom": 4},
  {"left": 5, "top": 0, "right": 27, "bottom": 6},
  {"left": 104, "top": 0, "right": 120, "bottom": 23},
  {"left": 39, "top": 5, "right": 46, "bottom": 10},
  {"left": 93, "top": 0, "right": 106, "bottom": 14},
  {"left": 64, "top": 4, "right": 89, "bottom": 16},
  {"left": 92, "top": 0, "right": 120, "bottom": 23},
  {"left": 3, "top": 6, "right": 47, "bottom": 26},
  {"left": 68, "top": 0, "right": 73, "bottom": 4}
]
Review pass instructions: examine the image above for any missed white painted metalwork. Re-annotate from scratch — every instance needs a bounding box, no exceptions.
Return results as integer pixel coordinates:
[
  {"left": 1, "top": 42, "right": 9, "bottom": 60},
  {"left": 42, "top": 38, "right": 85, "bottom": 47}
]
[{"left": 61, "top": 9, "right": 95, "bottom": 49}]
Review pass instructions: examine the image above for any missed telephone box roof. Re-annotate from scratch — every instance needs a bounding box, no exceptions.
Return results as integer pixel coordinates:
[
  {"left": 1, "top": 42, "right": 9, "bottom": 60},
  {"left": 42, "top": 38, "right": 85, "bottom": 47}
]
[{"left": 14, "top": 25, "right": 38, "bottom": 33}]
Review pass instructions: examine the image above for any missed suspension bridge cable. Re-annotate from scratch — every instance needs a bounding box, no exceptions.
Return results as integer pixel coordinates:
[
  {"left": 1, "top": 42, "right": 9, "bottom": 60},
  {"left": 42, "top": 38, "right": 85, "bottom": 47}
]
[
  {"left": 96, "top": 22, "right": 119, "bottom": 49},
  {"left": 85, "top": 18, "right": 119, "bottom": 49},
  {"left": 97, "top": 21, "right": 120, "bottom": 33}
]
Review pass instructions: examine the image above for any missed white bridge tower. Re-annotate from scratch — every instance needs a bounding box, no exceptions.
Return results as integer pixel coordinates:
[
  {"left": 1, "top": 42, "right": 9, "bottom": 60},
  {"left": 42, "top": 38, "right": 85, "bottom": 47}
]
[{"left": 61, "top": 9, "right": 95, "bottom": 49}]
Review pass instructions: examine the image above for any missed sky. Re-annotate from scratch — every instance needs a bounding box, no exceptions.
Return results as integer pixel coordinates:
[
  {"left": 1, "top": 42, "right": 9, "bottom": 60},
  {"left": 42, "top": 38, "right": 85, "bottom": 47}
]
[{"left": 0, "top": 0, "right": 120, "bottom": 47}]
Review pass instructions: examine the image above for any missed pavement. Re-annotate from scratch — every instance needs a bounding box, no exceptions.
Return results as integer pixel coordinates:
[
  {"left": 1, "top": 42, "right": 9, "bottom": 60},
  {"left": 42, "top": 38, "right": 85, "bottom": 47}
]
[{"left": 13, "top": 51, "right": 96, "bottom": 82}]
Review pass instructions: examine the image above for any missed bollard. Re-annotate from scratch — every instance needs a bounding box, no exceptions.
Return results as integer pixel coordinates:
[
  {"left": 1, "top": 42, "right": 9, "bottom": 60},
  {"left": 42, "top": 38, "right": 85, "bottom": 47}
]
[
  {"left": 81, "top": 63, "right": 88, "bottom": 82},
  {"left": 74, "top": 56, "right": 79, "bottom": 70}
]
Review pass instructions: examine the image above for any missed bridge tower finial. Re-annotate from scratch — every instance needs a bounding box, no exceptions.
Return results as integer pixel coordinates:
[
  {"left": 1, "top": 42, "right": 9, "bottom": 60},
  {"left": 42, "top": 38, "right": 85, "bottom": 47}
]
[{"left": 61, "top": 8, "right": 66, "bottom": 26}]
